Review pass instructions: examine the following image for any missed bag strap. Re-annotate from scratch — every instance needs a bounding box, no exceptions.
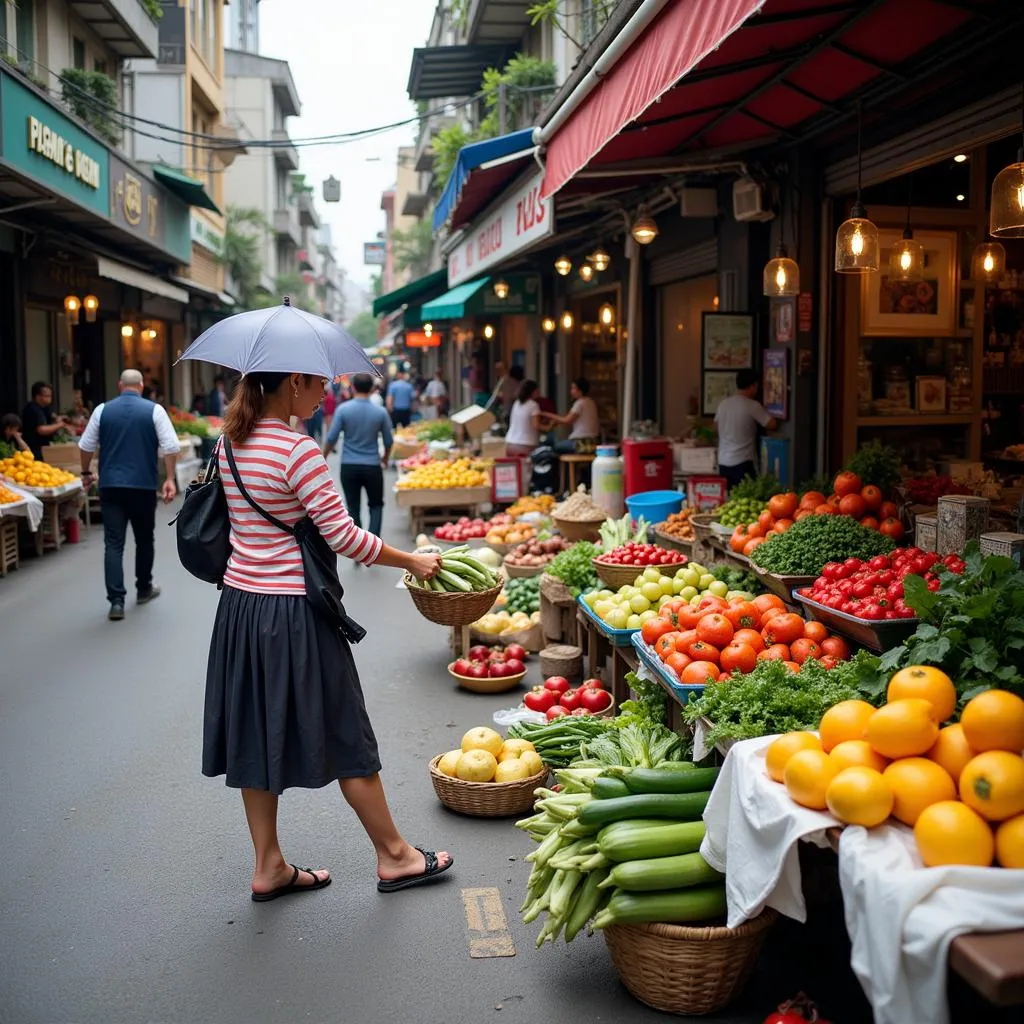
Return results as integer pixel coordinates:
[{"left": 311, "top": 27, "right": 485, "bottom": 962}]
[{"left": 223, "top": 436, "right": 295, "bottom": 536}]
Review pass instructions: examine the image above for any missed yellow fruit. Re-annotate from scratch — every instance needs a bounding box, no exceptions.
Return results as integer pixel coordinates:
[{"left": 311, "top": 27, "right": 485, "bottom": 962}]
[
  {"left": 499, "top": 739, "right": 535, "bottom": 758},
  {"left": 461, "top": 727, "right": 503, "bottom": 757},
  {"left": 818, "top": 700, "right": 875, "bottom": 752},
  {"left": 765, "top": 731, "right": 822, "bottom": 783},
  {"left": 959, "top": 751, "right": 1024, "bottom": 822},
  {"left": 994, "top": 814, "right": 1024, "bottom": 869},
  {"left": 865, "top": 699, "right": 939, "bottom": 760},
  {"left": 829, "top": 739, "right": 889, "bottom": 774},
  {"left": 437, "top": 749, "right": 463, "bottom": 777},
  {"left": 925, "top": 723, "right": 976, "bottom": 782},
  {"left": 456, "top": 749, "right": 497, "bottom": 782},
  {"left": 825, "top": 766, "right": 894, "bottom": 827},
  {"left": 882, "top": 757, "right": 956, "bottom": 826},
  {"left": 914, "top": 801, "right": 994, "bottom": 867},
  {"left": 494, "top": 758, "right": 531, "bottom": 783},
  {"left": 518, "top": 750, "right": 544, "bottom": 777},
  {"left": 888, "top": 666, "right": 957, "bottom": 722},
  {"left": 960, "top": 689, "right": 1024, "bottom": 753},
  {"left": 784, "top": 748, "right": 839, "bottom": 810}
]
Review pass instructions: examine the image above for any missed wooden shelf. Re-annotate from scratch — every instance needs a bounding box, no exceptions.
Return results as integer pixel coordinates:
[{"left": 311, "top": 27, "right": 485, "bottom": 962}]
[{"left": 856, "top": 414, "right": 976, "bottom": 427}]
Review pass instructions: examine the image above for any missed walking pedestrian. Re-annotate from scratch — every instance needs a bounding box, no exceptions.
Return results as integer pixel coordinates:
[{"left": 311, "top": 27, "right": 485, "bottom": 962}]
[
  {"left": 322, "top": 372, "right": 392, "bottom": 539},
  {"left": 77, "top": 370, "right": 180, "bottom": 621},
  {"left": 714, "top": 368, "right": 777, "bottom": 490},
  {"left": 386, "top": 369, "right": 414, "bottom": 429},
  {"left": 20, "top": 381, "right": 71, "bottom": 459},
  {"left": 422, "top": 369, "right": 448, "bottom": 418},
  {"left": 203, "top": 369, "right": 452, "bottom": 900},
  {"left": 207, "top": 374, "right": 228, "bottom": 417}
]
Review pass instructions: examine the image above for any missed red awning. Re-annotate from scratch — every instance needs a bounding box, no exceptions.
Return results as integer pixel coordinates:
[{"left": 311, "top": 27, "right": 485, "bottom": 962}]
[{"left": 541, "top": 0, "right": 979, "bottom": 198}]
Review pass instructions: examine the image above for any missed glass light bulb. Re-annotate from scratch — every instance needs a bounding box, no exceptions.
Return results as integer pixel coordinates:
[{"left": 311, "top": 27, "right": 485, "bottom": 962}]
[
  {"left": 1017, "top": 184, "right": 1024, "bottom": 211},
  {"left": 899, "top": 249, "right": 912, "bottom": 272},
  {"left": 851, "top": 230, "right": 864, "bottom": 256},
  {"left": 775, "top": 265, "right": 787, "bottom": 290},
  {"left": 984, "top": 253, "right": 995, "bottom": 273}
]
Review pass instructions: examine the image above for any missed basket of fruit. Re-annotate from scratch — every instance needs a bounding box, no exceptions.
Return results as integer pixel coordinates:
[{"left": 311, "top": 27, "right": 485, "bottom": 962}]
[
  {"left": 484, "top": 520, "right": 536, "bottom": 555},
  {"left": 429, "top": 728, "right": 548, "bottom": 817},
  {"left": 404, "top": 547, "right": 504, "bottom": 627},
  {"left": 449, "top": 645, "right": 529, "bottom": 694},
  {"left": 504, "top": 537, "right": 570, "bottom": 577},
  {"left": 593, "top": 543, "right": 688, "bottom": 589},
  {"left": 689, "top": 512, "right": 717, "bottom": 542}
]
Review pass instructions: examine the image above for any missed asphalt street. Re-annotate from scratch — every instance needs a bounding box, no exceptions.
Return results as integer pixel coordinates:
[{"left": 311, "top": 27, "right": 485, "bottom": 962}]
[{"left": 0, "top": 461, "right": 873, "bottom": 1024}]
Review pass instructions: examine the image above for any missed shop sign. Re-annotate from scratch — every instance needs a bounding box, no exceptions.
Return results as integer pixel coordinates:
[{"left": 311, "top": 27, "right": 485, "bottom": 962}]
[
  {"left": 191, "top": 214, "right": 224, "bottom": 254},
  {"left": 364, "top": 240, "right": 386, "bottom": 265},
  {"left": 406, "top": 330, "right": 440, "bottom": 348},
  {"left": 108, "top": 154, "right": 190, "bottom": 263},
  {"left": 447, "top": 169, "right": 554, "bottom": 288},
  {"left": 798, "top": 292, "right": 813, "bottom": 333},
  {"left": 0, "top": 72, "right": 109, "bottom": 216}
]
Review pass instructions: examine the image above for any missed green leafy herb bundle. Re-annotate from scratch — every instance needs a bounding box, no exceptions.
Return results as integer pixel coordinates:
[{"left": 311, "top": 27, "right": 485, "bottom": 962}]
[
  {"left": 546, "top": 540, "right": 600, "bottom": 595},
  {"left": 617, "top": 671, "right": 668, "bottom": 728},
  {"left": 845, "top": 441, "right": 903, "bottom": 494},
  {"left": 877, "top": 544, "right": 1024, "bottom": 704},
  {"left": 750, "top": 515, "right": 894, "bottom": 576},
  {"left": 730, "top": 474, "right": 783, "bottom": 502}
]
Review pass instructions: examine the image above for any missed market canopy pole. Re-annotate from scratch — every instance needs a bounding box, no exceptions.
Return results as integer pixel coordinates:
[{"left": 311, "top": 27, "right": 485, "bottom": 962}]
[{"left": 621, "top": 233, "right": 640, "bottom": 439}]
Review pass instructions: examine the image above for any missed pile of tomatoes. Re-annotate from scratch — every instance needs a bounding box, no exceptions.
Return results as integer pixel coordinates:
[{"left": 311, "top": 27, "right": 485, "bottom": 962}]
[
  {"left": 728, "top": 473, "right": 904, "bottom": 559},
  {"left": 639, "top": 593, "right": 852, "bottom": 685},
  {"left": 523, "top": 675, "right": 615, "bottom": 718},
  {"left": 435, "top": 513, "right": 513, "bottom": 542},
  {"left": 800, "top": 549, "right": 965, "bottom": 621},
  {"left": 596, "top": 543, "right": 685, "bottom": 567},
  {"left": 452, "top": 643, "right": 528, "bottom": 679}
]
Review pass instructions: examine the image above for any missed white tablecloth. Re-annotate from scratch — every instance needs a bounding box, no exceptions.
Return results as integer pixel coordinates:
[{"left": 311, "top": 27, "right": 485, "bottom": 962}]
[
  {"left": 702, "top": 736, "right": 1024, "bottom": 1024},
  {"left": 0, "top": 484, "right": 43, "bottom": 531}
]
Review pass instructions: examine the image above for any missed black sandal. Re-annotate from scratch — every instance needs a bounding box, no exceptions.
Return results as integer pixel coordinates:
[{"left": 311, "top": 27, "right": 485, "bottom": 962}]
[
  {"left": 376, "top": 847, "right": 454, "bottom": 894},
  {"left": 251, "top": 864, "right": 332, "bottom": 903}
]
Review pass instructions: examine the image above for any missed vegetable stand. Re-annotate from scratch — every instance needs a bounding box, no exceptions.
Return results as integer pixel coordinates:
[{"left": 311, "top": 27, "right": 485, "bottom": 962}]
[
  {"left": 393, "top": 484, "right": 491, "bottom": 538},
  {"left": 575, "top": 596, "right": 640, "bottom": 707}
]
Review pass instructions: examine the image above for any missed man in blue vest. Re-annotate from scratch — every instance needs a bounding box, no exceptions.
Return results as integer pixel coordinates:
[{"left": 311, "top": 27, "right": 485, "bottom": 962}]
[{"left": 78, "top": 370, "right": 181, "bottom": 621}]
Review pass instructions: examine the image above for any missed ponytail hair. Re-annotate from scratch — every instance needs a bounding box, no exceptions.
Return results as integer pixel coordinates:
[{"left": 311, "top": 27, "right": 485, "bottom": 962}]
[{"left": 223, "top": 372, "right": 289, "bottom": 444}]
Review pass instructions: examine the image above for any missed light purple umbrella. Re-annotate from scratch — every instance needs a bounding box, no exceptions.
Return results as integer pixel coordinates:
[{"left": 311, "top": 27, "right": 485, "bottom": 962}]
[{"left": 177, "top": 298, "right": 379, "bottom": 380}]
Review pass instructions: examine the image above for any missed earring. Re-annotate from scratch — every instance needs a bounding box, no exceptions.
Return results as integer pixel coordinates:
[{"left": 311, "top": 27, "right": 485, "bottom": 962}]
[{"left": 293, "top": 387, "right": 299, "bottom": 398}]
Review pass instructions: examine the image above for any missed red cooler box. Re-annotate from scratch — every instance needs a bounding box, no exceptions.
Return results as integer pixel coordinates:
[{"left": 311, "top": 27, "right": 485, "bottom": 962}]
[{"left": 622, "top": 438, "right": 673, "bottom": 497}]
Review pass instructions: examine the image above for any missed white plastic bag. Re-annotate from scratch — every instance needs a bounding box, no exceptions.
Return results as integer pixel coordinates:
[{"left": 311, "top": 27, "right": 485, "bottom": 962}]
[{"left": 492, "top": 706, "right": 547, "bottom": 729}]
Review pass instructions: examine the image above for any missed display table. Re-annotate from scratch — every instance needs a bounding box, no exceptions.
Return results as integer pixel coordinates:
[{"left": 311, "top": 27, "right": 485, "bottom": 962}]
[
  {"left": 393, "top": 484, "right": 490, "bottom": 536},
  {"left": 18, "top": 480, "right": 84, "bottom": 555},
  {"left": 574, "top": 598, "right": 639, "bottom": 705}
]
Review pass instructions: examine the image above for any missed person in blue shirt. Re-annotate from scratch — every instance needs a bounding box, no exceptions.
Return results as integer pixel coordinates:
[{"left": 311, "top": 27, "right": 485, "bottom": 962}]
[
  {"left": 386, "top": 370, "right": 415, "bottom": 429},
  {"left": 323, "top": 372, "right": 393, "bottom": 538}
]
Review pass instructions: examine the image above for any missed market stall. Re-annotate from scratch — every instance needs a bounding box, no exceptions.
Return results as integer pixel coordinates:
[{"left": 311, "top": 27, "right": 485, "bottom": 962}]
[{"left": 0, "top": 481, "right": 42, "bottom": 576}]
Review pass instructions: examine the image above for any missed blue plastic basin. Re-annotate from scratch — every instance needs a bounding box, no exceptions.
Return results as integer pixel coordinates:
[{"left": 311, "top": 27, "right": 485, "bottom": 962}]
[{"left": 625, "top": 489, "right": 684, "bottom": 524}]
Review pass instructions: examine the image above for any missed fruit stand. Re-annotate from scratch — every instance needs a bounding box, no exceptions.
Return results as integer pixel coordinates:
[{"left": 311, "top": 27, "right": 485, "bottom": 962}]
[{"left": 394, "top": 456, "right": 491, "bottom": 536}]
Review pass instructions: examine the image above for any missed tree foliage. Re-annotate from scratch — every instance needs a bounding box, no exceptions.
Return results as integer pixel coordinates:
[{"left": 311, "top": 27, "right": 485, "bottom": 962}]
[
  {"left": 219, "top": 206, "right": 268, "bottom": 310},
  {"left": 347, "top": 311, "right": 379, "bottom": 349},
  {"left": 391, "top": 219, "right": 434, "bottom": 278}
]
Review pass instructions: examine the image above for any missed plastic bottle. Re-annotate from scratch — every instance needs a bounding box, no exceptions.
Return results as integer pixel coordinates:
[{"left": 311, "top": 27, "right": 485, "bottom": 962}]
[{"left": 591, "top": 445, "right": 624, "bottom": 518}]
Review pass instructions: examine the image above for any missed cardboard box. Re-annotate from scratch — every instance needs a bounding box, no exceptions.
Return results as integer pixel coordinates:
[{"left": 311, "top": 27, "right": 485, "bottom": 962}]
[
  {"left": 479, "top": 436, "right": 507, "bottom": 460},
  {"left": 451, "top": 404, "right": 496, "bottom": 439},
  {"left": 672, "top": 444, "right": 717, "bottom": 475}
]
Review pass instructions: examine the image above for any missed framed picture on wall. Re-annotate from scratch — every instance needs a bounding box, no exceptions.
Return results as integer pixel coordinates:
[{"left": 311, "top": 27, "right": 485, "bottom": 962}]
[
  {"left": 860, "top": 229, "right": 958, "bottom": 337},
  {"left": 770, "top": 298, "right": 795, "bottom": 343},
  {"left": 702, "top": 371, "right": 737, "bottom": 416},
  {"left": 763, "top": 348, "right": 788, "bottom": 419},
  {"left": 702, "top": 313, "right": 754, "bottom": 370}
]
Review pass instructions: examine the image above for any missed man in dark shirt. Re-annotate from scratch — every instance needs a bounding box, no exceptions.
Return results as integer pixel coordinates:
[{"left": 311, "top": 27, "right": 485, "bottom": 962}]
[{"left": 20, "top": 381, "right": 69, "bottom": 459}]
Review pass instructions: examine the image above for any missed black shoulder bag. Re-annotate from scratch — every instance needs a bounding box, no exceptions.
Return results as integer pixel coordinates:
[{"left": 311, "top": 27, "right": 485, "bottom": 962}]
[
  {"left": 173, "top": 437, "right": 231, "bottom": 585},
  {"left": 223, "top": 439, "right": 366, "bottom": 645}
]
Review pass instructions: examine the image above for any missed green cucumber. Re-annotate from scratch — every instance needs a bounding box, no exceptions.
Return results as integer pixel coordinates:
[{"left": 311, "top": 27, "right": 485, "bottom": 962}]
[
  {"left": 436, "top": 568, "right": 472, "bottom": 592},
  {"left": 613, "top": 766, "right": 721, "bottom": 795},
  {"left": 591, "top": 776, "right": 631, "bottom": 800},
  {"left": 601, "top": 851, "right": 722, "bottom": 892},
  {"left": 598, "top": 820, "right": 706, "bottom": 863},
  {"left": 577, "top": 791, "right": 711, "bottom": 828},
  {"left": 590, "top": 883, "right": 727, "bottom": 929}
]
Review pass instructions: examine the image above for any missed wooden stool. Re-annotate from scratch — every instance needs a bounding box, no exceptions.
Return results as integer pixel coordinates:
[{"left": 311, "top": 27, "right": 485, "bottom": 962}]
[
  {"left": 0, "top": 518, "right": 18, "bottom": 576},
  {"left": 559, "top": 453, "right": 595, "bottom": 494}
]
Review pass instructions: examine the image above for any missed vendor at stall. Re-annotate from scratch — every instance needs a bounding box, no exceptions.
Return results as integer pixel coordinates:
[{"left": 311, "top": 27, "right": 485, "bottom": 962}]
[
  {"left": 542, "top": 377, "right": 601, "bottom": 452},
  {"left": 1, "top": 414, "right": 30, "bottom": 455},
  {"left": 21, "top": 382, "right": 71, "bottom": 459},
  {"left": 714, "top": 369, "right": 776, "bottom": 489},
  {"left": 505, "top": 379, "right": 545, "bottom": 457}
]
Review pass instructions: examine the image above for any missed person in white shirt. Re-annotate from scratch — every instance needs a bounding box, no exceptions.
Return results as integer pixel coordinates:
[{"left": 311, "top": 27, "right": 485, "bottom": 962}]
[
  {"left": 421, "top": 370, "right": 448, "bottom": 419},
  {"left": 545, "top": 377, "right": 601, "bottom": 452},
  {"left": 714, "top": 368, "right": 777, "bottom": 490},
  {"left": 504, "top": 379, "right": 544, "bottom": 456}
]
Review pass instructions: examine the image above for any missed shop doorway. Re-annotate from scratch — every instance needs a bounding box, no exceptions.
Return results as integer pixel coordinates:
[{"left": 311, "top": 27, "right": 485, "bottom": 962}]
[
  {"left": 569, "top": 289, "right": 621, "bottom": 439},
  {"left": 73, "top": 320, "right": 106, "bottom": 411}
]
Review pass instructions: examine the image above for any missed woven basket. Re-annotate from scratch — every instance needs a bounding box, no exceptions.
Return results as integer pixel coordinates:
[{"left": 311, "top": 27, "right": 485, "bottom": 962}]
[
  {"left": 551, "top": 514, "right": 606, "bottom": 543},
  {"left": 690, "top": 512, "right": 717, "bottom": 542},
  {"left": 428, "top": 754, "right": 547, "bottom": 817},
  {"left": 503, "top": 558, "right": 549, "bottom": 578},
  {"left": 404, "top": 576, "right": 503, "bottom": 627},
  {"left": 593, "top": 557, "right": 688, "bottom": 590},
  {"left": 604, "top": 909, "right": 778, "bottom": 1016}
]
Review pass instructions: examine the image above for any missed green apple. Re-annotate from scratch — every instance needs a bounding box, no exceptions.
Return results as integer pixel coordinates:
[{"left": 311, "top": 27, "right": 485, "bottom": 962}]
[
  {"left": 598, "top": 589, "right": 614, "bottom": 600},
  {"left": 688, "top": 562, "right": 707, "bottom": 576},
  {"left": 639, "top": 609, "right": 658, "bottom": 623},
  {"left": 708, "top": 580, "right": 729, "bottom": 598},
  {"left": 594, "top": 600, "right": 613, "bottom": 619},
  {"left": 629, "top": 593, "right": 652, "bottom": 614},
  {"left": 680, "top": 585, "right": 698, "bottom": 601},
  {"left": 606, "top": 608, "right": 629, "bottom": 630},
  {"left": 690, "top": 594, "right": 702, "bottom": 606},
  {"left": 640, "top": 581, "right": 663, "bottom": 603},
  {"left": 698, "top": 573, "right": 715, "bottom": 591},
  {"left": 618, "top": 584, "right": 633, "bottom": 596},
  {"left": 681, "top": 567, "right": 701, "bottom": 588},
  {"left": 583, "top": 591, "right": 599, "bottom": 608},
  {"left": 642, "top": 566, "right": 662, "bottom": 583},
  {"left": 626, "top": 614, "right": 642, "bottom": 629},
  {"left": 658, "top": 576, "right": 675, "bottom": 595},
  {"left": 672, "top": 577, "right": 686, "bottom": 594}
]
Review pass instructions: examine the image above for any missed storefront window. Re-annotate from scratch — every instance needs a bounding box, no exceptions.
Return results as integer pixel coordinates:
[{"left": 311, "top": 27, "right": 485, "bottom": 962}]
[{"left": 121, "top": 321, "right": 168, "bottom": 403}]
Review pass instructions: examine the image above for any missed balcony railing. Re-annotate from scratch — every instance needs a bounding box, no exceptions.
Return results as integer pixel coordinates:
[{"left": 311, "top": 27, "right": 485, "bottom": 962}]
[
  {"left": 274, "top": 205, "right": 301, "bottom": 247},
  {"left": 297, "top": 191, "right": 320, "bottom": 229},
  {"left": 65, "top": 0, "right": 160, "bottom": 60},
  {"left": 271, "top": 129, "right": 299, "bottom": 171}
]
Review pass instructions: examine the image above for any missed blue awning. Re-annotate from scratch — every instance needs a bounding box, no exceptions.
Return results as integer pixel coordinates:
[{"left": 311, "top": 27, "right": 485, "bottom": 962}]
[{"left": 432, "top": 128, "right": 536, "bottom": 234}]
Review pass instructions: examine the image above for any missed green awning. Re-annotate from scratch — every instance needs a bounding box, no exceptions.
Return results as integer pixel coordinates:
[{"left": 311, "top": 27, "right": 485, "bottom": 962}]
[
  {"left": 153, "top": 166, "right": 221, "bottom": 213},
  {"left": 372, "top": 268, "right": 448, "bottom": 318},
  {"left": 421, "top": 273, "right": 540, "bottom": 321}
]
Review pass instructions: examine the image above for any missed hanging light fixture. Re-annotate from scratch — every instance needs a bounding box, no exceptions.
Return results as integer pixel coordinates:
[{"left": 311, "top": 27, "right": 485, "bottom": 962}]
[
  {"left": 972, "top": 241, "right": 1006, "bottom": 282},
  {"left": 835, "top": 100, "right": 879, "bottom": 273},
  {"left": 763, "top": 179, "right": 799, "bottom": 296},
  {"left": 482, "top": 324, "right": 495, "bottom": 340},
  {"left": 493, "top": 278, "right": 510, "bottom": 300},
  {"left": 554, "top": 255, "right": 572, "bottom": 276},
  {"left": 82, "top": 295, "right": 100, "bottom": 323},
  {"left": 423, "top": 322, "right": 434, "bottom": 337},
  {"left": 631, "top": 206, "right": 658, "bottom": 245},
  {"left": 589, "top": 248, "right": 610, "bottom": 272},
  {"left": 888, "top": 176, "right": 924, "bottom": 283},
  {"left": 598, "top": 303, "right": 615, "bottom": 326},
  {"left": 120, "top": 324, "right": 134, "bottom": 339},
  {"left": 578, "top": 264, "right": 594, "bottom": 283},
  {"left": 990, "top": 84, "right": 1024, "bottom": 237},
  {"left": 64, "top": 295, "right": 81, "bottom": 326},
  {"left": 560, "top": 311, "right": 574, "bottom": 331},
  {"left": 541, "top": 317, "right": 557, "bottom": 334}
]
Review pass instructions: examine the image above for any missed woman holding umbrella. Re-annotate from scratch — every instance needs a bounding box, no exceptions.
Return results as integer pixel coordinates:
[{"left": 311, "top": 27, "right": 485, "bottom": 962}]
[{"left": 182, "top": 300, "right": 453, "bottom": 901}]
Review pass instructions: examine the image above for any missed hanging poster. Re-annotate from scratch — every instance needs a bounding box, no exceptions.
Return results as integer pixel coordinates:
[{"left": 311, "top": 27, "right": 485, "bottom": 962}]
[
  {"left": 702, "top": 371, "right": 737, "bottom": 417},
  {"left": 763, "top": 348, "right": 789, "bottom": 420},
  {"left": 701, "top": 313, "right": 754, "bottom": 370}
]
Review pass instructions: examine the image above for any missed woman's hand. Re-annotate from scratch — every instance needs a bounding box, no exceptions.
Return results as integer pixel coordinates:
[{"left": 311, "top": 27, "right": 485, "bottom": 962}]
[{"left": 406, "top": 551, "right": 442, "bottom": 580}]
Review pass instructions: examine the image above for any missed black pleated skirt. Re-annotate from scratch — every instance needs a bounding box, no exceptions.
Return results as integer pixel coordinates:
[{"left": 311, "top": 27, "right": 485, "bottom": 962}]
[{"left": 202, "top": 586, "right": 381, "bottom": 795}]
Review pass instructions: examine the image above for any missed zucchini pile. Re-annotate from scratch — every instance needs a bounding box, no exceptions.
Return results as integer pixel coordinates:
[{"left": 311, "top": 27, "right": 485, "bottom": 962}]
[
  {"left": 516, "top": 762, "right": 724, "bottom": 944},
  {"left": 406, "top": 545, "right": 501, "bottom": 593}
]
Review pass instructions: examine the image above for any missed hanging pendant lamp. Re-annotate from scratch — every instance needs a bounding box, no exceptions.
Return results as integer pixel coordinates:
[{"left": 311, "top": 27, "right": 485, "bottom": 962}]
[
  {"left": 835, "top": 101, "right": 879, "bottom": 273},
  {"left": 989, "top": 83, "right": 1024, "bottom": 237},
  {"left": 971, "top": 241, "right": 1006, "bottom": 282},
  {"left": 763, "top": 182, "right": 799, "bottom": 296},
  {"left": 889, "top": 177, "right": 924, "bottom": 283}
]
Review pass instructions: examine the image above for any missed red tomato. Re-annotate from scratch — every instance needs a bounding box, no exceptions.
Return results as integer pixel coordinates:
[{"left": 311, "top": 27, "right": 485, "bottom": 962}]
[
  {"left": 746, "top": 522, "right": 766, "bottom": 540},
  {"left": 579, "top": 686, "right": 614, "bottom": 714},
  {"left": 676, "top": 605, "right": 705, "bottom": 630},
  {"left": 696, "top": 594, "right": 729, "bottom": 614},
  {"left": 879, "top": 517, "right": 905, "bottom": 541},
  {"left": 467, "top": 645, "right": 491, "bottom": 662},
  {"left": 773, "top": 518, "right": 794, "bottom": 533},
  {"left": 545, "top": 705, "right": 569, "bottom": 720},
  {"left": 655, "top": 632, "right": 682, "bottom": 659},
  {"left": 641, "top": 617, "right": 675, "bottom": 646},
  {"left": 800, "top": 491, "right": 826, "bottom": 509},
  {"left": 815, "top": 503, "right": 836, "bottom": 516},
  {"left": 685, "top": 639, "right": 721, "bottom": 664},
  {"left": 681, "top": 661, "right": 719, "bottom": 685},
  {"left": 725, "top": 601, "right": 759, "bottom": 630},
  {"left": 762, "top": 612, "right": 806, "bottom": 646},
  {"left": 581, "top": 677, "right": 604, "bottom": 690},
  {"left": 733, "top": 627, "right": 766, "bottom": 652},
  {"left": 664, "top": 651, "right": 692, "bottom": 678},
  {"left": 718, "top": 671, "right": 732, "bottom": 682},
  {"left": 543, "top": 676, "right": 571, "bottom": 694},
  {"left": 860, "top": 484, "right": 883, "bottom": 511},
  {"left": 879, "top": 500, "right": 899, "bottom": 520},
  {"left": 759, "top": 643, "right": 791, "bottom": 662},
  {"left": 820, "top": 635, "right": 851, "bottom": 660},
  {"left": 860, "top": 516, "right": 880, "bottom": 531},
  {"left": 730, "top": 526, "right": 749, "bottom": 553},
  {"left": 524, "top": 687, "right": 558, "bottom": 713},
  {"left": 834, "top": 471, "right": 862, "bottom": 496},
  {"left": 819, "top": 654, "right": 840, "bottom": 670},
  {"left": 768, "top": 492, "right": 799, "bottom": 519},
  {"left": 504, "top": 643, "right": 527, "bottom": 662},
  {"left": 838, "top": 493, "right": 867, "bottom": 519},
  {"left": 720, "top": 642, "right": 757, "bottom": 674},
  {"left": 802, "top": 621, "right": 829, "bottom": 643},
  {"left": 696, "top": 613, "right": 734, "bottom": 648},
  {"left": 743, "top": 537, "right": 765, "bottom": 556},
  {"left": 758, "top": 510, "right": 776, "bottom": 532},
  {"left": 790, "top": 638, "right": 822, "bottom": 664},
  {"left": 559, "top": 688, "right": 582, "bottom": 711},
  {"left": 794, "top": 508, "right": 814, "bottom": 522},
  {"left": 783, "top": 661, "right": 802, "bottom": 674},
  {"left": 753, "top": 594, "right": 785, "bottom": 615}
]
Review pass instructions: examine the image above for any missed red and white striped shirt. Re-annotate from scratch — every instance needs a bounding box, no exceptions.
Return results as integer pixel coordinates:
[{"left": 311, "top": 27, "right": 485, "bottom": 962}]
[{"left": 219, "top": 419, "right": 382, "bottom": 595}]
